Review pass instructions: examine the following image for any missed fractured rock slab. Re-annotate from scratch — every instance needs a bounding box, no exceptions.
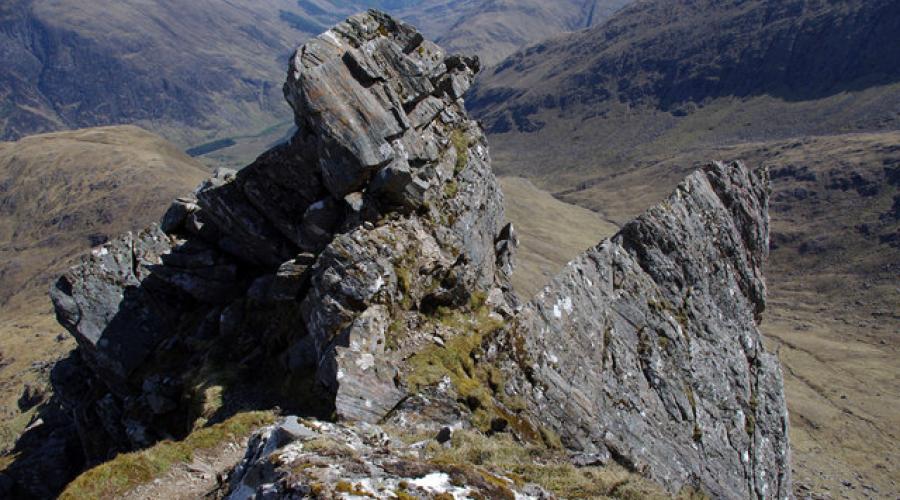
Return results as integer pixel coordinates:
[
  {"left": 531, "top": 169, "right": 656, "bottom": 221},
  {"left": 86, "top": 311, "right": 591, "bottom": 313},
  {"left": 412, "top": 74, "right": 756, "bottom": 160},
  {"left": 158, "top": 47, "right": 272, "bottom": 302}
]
[{"left": 491, "top": 161, "right": 790, "bottom": 499}]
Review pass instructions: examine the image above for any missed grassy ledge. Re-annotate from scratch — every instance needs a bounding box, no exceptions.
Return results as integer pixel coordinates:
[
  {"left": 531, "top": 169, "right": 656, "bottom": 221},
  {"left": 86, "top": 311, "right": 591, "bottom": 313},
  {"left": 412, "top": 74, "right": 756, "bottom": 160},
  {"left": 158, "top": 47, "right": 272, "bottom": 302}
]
[
  {"left": 450, "top": 128, "right": 471, "bottom": 174},
  {"left": 59, "top": 411, "right": 275, "bottom": 499},
  {"left": 419, "top": 429, "right": 707, "bottom": 500}
]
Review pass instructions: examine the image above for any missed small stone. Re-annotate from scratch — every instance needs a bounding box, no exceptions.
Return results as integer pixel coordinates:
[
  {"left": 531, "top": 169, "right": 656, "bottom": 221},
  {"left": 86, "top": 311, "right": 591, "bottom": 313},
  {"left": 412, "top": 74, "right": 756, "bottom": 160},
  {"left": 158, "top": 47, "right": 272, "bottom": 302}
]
[
  {"left": 160, "top": 197, "right": 198, "bottom": 233},
  {"left": 369, "top": 158, "right": 430, "bottom": 209},
  {"left": 435, "top": 427, "right": 452, "bottom": 444},
  {"left": 571, "top": 449, "right": 612, "bottom": 467},
  {"left": 17, "top": 384, "right": 46, "bottom": 411},
  {"left": 269, "top": 258, "right": 313, "bottom": 301},
  {"left": 300, "top": 198, "right": 341, "bottom": 251},
  {"left": 490, "top": 418, "right": 508, "bottom": 433}
]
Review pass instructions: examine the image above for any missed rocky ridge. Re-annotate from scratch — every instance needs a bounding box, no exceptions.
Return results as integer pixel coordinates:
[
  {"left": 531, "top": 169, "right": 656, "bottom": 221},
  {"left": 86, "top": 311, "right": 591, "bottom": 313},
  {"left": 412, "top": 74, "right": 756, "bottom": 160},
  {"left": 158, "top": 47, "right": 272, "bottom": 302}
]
[{"left": 2, "top": 11, "right": 789, "bottom": 499}]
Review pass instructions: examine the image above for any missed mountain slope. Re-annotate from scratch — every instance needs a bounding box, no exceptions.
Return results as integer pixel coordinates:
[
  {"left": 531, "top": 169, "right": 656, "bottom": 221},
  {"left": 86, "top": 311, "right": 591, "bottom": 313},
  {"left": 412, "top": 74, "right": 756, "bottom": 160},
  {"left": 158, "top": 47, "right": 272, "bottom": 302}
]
[
  {"left": 1, "top": 0, "right": 306, "bottom": 144},
  {"left": 499, "top": 176, "right": 617, "bottom": 296},
  {"left": 2, "top": 14, "right": 790, "bottom": 497},
  {"left": 0, "top": 0, "right": 633, "bottom": 148},
  {"left": 470, "top": 0, "right": 900, "bottom": 188},
  {"left": 0, "top": 125, "right": 207, "bottom": 455},
  {"left": 399, "top": 0, "right": 632, "bottom": 66}
]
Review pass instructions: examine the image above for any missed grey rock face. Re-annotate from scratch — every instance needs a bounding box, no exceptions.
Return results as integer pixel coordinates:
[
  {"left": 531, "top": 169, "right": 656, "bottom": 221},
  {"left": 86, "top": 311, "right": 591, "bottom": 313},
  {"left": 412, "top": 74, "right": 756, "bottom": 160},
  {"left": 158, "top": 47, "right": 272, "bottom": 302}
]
[
  {"left": 287, "top": 11, "right": 504, "bottom": 422},
  {"left": 490, "top": 161, "right": 790, "bottom": 498},
  {"left": 284, "top": 10, "right": 459, "bottom": 199},
  {"left": 51, "top": 226, "right": 186, "bottom": 386}
]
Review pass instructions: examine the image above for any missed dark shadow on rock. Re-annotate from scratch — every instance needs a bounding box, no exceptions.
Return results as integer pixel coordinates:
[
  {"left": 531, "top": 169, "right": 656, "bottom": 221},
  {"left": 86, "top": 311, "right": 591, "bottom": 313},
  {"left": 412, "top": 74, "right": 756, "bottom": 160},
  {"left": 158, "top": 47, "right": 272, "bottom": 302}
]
[
  {"left": 0, "top": 270, "right": 331, "bottom": 498},
  {"left": 0, "top": 169, "right": 334, "bottom": 498}
]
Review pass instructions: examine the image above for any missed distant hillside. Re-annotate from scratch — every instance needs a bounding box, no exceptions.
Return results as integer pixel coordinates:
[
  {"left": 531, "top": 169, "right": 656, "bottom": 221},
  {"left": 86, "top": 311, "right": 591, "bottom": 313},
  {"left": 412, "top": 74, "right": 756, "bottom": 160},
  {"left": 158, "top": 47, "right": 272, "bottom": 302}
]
[
  {"left": 401, "top": 0, "right": 632, "bottom": 66},
  {"left": 471, "top": 0, "right": 900, "bottom": 188},
  {"left": 0, "top": 125, "right": 207, "bottom": 451},
  {"left": 499, "top": 176, "right": 617, "bottom": 296},
  {"left": 0, "top": 0, "right": 632, "bottom": 148},
  {"left": 0, "top": 126, "right": 209, "bottom": 308},
  {"left": 0, "top": 0, "right": 331, "bottom": 144}
]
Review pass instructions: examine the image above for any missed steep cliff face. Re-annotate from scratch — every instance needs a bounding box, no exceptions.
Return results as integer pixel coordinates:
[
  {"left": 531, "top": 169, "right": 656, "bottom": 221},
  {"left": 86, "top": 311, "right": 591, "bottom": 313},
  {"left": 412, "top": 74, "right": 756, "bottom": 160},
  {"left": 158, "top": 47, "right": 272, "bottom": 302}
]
[
  {"left": 490, "top": 162, "right": 790, "bottom": 498},
  {"left": 3, "top": 11, "right": 789, "bottom": 499}
]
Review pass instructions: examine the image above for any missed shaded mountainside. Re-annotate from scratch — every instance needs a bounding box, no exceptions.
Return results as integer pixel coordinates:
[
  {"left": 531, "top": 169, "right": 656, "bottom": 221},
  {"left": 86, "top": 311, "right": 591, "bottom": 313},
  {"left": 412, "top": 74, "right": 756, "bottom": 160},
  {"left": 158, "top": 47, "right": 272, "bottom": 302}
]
[
  {"left": 0, "top": 125, "right": 207, "bottom": 470},
  {"left": 401, "top": 0, "right": 633, "bottom": 66},
  {"left": 0, "top": 0, "right": 631, "bottom": 148},
  {"left": 1, "top": 12, "right": 789, "bottom": 499},
  {"left": 1, "top": 0, "right": 309, "bottom": 144},
  {"left": 470, "top": 0, "right": 900, "bottom": 188}
]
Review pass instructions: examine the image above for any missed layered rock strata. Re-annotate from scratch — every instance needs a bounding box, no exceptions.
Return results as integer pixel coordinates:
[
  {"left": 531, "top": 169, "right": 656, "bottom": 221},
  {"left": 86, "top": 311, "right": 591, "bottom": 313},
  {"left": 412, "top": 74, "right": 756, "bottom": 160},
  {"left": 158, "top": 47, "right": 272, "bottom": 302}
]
[{"left": 490, "top": 162, "right": 791, "bottom": 498}]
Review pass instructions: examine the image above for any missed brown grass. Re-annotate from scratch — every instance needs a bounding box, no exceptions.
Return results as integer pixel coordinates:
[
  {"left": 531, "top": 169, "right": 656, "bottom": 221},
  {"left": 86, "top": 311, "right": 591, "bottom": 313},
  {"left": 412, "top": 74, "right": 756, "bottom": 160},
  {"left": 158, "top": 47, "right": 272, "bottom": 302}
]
[
  {"left": 500, "top": 176, "right": 618, "bottom": 297},
  {"left": 59, "top": 411, "right": 275, "bottom": 499},
  {"left": 424, "top": 429, "right": 704, "bottom": 500}
]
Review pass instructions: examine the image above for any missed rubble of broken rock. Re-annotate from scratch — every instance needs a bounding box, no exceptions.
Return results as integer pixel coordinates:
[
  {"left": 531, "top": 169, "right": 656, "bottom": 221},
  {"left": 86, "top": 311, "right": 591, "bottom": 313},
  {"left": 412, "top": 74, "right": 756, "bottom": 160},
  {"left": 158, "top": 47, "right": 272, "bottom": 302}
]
[
  {"left": 225, "top": 416, "right": 549, "bottom": 500},
  {"left": 0, "top": 9, "right": 790, "bottom": 500},
  {"left": 224, "top": 414, "right": 677, "bottom": 500}
]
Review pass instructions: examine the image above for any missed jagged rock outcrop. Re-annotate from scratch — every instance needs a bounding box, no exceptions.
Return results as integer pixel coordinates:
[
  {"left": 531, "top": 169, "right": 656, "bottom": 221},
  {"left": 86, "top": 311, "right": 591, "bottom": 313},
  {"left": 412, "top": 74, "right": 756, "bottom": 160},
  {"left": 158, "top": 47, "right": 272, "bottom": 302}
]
[
  {"left": 0, "top": 10, "right": 511, "bottom": 498},
  {"left": 4, "top": 11, "right": 790, "bottom": 500},
  {"left": 489, "top": 161, "right": 790, "bottom": 498}
]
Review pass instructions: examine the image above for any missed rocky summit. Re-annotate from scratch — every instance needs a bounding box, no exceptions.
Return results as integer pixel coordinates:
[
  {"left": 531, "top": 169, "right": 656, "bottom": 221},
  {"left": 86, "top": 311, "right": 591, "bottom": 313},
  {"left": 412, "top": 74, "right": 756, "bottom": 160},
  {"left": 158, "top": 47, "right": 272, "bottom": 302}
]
[{"left": 2, "top": 10, "right": 789, "bottom": 499}]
